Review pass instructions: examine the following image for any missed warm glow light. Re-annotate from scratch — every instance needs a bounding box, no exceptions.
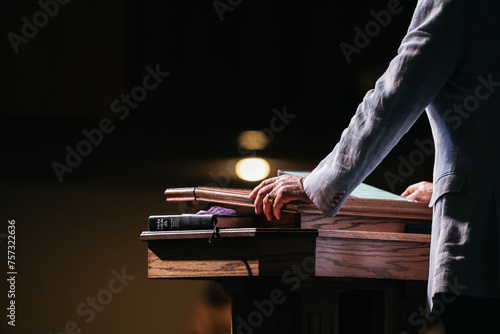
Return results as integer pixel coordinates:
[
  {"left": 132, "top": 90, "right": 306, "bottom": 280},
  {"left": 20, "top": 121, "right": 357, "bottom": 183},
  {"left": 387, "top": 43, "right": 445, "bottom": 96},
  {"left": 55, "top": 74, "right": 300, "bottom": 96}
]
[
  {"left": 238, "top": 131, "right": 269, "bottom": 150},
  {"left": 235, "top": 158, "right": 271, "bottom": 182}
]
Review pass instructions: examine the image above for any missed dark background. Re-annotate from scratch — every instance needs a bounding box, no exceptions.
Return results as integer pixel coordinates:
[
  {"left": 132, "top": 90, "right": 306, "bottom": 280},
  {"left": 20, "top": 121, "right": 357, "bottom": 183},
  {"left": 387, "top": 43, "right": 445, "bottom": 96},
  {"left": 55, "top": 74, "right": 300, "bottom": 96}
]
[{"left": 1, "top": 0, "right": 433, "bottom": 333}]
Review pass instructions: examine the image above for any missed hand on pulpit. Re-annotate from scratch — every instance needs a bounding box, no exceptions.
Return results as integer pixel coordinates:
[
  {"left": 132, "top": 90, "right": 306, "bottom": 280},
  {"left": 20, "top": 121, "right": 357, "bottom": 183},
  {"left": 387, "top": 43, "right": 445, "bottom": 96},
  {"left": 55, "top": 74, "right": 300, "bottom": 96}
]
[
  {"left": 401, "top": 181, "right": 433, "bottom": 205},
  {"left": 250, "top": 174, "right": 312, "bottom": 221}
]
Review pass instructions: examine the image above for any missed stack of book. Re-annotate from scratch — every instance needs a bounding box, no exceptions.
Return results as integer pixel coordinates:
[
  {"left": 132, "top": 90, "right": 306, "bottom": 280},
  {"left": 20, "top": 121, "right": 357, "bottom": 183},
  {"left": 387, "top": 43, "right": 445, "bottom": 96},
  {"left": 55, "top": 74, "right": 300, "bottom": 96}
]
[{"left": 146, "top": 171, "right": 432, "bottom": 235}]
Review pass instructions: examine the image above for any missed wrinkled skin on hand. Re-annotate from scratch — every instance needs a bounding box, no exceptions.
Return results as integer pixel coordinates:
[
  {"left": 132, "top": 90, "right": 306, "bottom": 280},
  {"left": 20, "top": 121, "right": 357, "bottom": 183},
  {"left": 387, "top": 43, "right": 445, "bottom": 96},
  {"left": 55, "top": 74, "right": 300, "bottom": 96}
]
[
  {"left": 401, "top": 181, "right": 434, "bottom": 205},
  {"left": 250, "top": 174, "right": 312, "bottom": 221}
]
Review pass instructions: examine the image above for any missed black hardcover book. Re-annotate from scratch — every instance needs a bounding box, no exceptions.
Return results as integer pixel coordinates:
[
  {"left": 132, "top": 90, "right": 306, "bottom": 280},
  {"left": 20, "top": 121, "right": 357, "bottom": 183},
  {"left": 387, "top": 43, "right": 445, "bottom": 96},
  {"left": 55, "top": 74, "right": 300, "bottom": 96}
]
[{"left": 148, "top": 214, "right": 215, "bottom": 231}]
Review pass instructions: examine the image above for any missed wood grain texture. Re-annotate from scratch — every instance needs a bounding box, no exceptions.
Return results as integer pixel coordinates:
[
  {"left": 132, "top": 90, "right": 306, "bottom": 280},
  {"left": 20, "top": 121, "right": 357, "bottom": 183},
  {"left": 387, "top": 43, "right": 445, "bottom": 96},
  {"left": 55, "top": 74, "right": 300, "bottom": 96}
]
[
  {"left": 315, "top": 233, "right": 430, "bottom": 281},
  {"left": 318, "top": 230, "right": 431, "bottom": 243},
  {"left": 299, "top": 197, "right": 431, "bottom": 220},
  {"left": 147, "top": 238, "right": 259, "bottom": 278},
  {"left": 301, "top": 214, "right": 430, "bottom": 233},
  {"left": 144, "top": 229, "right": 318, "bottom": 278}
]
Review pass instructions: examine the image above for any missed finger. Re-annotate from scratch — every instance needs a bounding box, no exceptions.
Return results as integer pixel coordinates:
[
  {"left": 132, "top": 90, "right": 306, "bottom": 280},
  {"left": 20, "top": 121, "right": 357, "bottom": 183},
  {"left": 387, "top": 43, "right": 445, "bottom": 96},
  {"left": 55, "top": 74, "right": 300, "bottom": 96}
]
[
  {"left": 254, "top": 184, "right": 275, "bottom": 214},
  {"left": 262, "top": 191, "right": 275, "bottom": 221},
  {"left": 254, "top": 184, "right": 274, "bottom": 214},
  {"left": 401, "top": 184, "right": 417, "bottom": 197},
  {"left": 401, "top": 190, "right": 410, "bottom": 197},
  {"left": 273, "top": 191, "right": 286, "bottom": 220},
  {"left": 407, "top": 191, "right": 426, "bottom": 203},
  {"left": 249, "top": 177, "right": 276, "bottom": 199},
  {"left": 405, "top": 192, "right": 418, "bottom": 201},
  {"left": 401, "top": 188, "right": 412, "bottom": 197},
  {"left": 253, "top": 180, "right": 274, "bottom": 214}
]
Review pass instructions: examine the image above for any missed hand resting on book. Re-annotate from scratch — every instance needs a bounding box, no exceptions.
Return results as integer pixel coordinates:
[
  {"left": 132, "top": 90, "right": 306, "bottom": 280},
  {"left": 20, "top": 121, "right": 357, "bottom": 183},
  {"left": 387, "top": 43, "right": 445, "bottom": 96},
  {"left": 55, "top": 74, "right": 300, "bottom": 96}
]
[{"left": 250, "top": 174, "right": 312, "bottom": 221}]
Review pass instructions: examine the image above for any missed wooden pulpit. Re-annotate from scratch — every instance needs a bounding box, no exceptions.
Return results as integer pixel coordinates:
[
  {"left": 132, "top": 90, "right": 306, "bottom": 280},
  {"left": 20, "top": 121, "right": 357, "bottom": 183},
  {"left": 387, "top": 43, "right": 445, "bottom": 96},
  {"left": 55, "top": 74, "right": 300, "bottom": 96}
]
[{"left": 140, "top": 180, "right": 432, "bottom": 334}]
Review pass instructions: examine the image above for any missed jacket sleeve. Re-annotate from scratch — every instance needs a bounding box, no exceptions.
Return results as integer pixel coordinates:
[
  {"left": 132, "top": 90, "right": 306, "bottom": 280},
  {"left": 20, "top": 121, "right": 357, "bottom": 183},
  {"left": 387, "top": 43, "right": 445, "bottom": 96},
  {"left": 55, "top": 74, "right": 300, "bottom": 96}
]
[{"left": 303, "top": 0, "right": 464, "bottom": 216}]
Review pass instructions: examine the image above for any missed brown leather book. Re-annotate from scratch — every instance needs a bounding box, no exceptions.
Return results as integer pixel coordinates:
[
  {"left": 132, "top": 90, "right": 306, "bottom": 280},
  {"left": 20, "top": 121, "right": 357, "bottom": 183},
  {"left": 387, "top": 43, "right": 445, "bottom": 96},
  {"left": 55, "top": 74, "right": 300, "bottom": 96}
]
[
  {"left": 164, "top": 187, "right": 302, "bottom": 213},
  {"left": 164, "top": 186, "right": 432, "bottom": 220}
]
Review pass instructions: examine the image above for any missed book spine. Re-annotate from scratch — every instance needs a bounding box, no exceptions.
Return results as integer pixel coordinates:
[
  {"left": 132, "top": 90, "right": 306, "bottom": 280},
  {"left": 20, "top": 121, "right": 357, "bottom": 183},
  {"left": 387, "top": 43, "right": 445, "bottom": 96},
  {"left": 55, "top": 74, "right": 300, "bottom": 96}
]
[{"left": 148, "top": 215, "right": 215, "bottom": 231}]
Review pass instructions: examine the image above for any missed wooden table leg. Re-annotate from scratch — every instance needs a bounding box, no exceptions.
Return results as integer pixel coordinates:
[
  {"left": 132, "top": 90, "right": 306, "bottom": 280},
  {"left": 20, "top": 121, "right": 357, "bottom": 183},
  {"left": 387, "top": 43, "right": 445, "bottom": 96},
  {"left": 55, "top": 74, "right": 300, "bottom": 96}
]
[
  {"left": 218, "top": 277, "right": 427, "bottom": 334},
  {"left": 219, "top": 277, "right": 345, "bottom": 334}
]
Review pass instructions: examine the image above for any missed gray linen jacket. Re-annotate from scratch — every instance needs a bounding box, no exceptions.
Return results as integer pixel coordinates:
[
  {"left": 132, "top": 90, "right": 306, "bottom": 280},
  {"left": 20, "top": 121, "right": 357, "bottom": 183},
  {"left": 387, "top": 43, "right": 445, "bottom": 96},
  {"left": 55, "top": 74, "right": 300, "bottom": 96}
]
[{"left": 303, "top": 0, "right": 500, "bottom": 312}]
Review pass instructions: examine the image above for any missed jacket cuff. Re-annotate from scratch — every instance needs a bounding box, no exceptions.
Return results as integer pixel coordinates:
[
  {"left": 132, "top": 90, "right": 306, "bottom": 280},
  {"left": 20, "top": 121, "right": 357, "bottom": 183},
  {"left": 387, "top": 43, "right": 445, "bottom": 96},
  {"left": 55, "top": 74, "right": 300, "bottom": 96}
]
[{"left": 303, "top": 172, "right": 349, "bottom": 217}]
